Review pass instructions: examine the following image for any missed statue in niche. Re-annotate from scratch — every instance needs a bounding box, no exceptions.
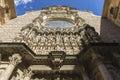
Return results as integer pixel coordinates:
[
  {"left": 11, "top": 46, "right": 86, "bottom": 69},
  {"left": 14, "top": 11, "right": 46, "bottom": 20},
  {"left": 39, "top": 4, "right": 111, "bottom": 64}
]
[
  {"left": 40, "top": 34, "right": 47, "bottom": 42},
  {"left": 47, "top": 33, "right": 55, "bottom": 50},
  {"left": 47, "top": 33, "right": 55, "bottom": 43},
  {"left": 63, "top": 34, "right": 71, "bottom": 50},
  {"left": 31, "top": 33, "right": 41, "bottom": 50},
  {"left": 63, "top": 34, "right": 69, "bottom": 43},
  {"left": 26, "top": 30, "right": 37, "bottom": 49},
  {"left": 38, "top": 34, "right": 47, "bottom": 50},
  {"left": 33, "top": 33, "right": 41, "bottom": 43},
  {"left": 55, "top": 33, "right": 65, "bottom": 50},
  {"left": 56, "top": 33, "right": 63, "bottom": 45},
  {"left": 50, "top": 34, "right": 55, "bottom": 43}
]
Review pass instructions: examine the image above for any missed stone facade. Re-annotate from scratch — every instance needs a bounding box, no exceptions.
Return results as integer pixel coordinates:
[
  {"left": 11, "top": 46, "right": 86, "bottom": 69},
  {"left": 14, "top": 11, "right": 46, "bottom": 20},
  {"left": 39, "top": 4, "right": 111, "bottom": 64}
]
[
  {"left": 0, "top": 1, "right": 120, "bottom": 80},
  {"left": 0, "top": 0, "right": 16, "bottom": 25},
  {"left": 1, "top": 9, "right": 120, "bottom": 43},
  {"left": 102, "top": 0, "right": 120, "bottom": 27}
]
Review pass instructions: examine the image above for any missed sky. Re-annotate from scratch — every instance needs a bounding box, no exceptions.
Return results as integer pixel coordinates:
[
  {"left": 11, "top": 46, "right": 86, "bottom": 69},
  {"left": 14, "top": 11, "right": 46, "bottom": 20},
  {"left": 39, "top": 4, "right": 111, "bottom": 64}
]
[{"left": 14, "top": 0, "right": 104, "bottom": 16}]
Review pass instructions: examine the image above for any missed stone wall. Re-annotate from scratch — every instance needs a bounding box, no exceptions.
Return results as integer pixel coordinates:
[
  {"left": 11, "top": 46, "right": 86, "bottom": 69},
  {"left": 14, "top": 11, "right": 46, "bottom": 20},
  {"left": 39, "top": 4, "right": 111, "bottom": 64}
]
[
  {"left": 0, "top": 10, "right": 120, "bottom": 43},
  {"left": 0, "top": 0, "right": 16, "bottom": 25},
  {"left": 102, "top": 0, "right": 120, "bottom": 27},
  {"left": 0, "top": 11, "right": 40, "bottom": 42}
]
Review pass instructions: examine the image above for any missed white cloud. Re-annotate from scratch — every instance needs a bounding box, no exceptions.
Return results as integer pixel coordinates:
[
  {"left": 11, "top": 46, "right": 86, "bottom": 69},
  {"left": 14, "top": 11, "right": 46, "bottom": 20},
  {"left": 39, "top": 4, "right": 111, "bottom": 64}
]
[{"left": 14, "top": 0, "right": 33, "bottom": 6}]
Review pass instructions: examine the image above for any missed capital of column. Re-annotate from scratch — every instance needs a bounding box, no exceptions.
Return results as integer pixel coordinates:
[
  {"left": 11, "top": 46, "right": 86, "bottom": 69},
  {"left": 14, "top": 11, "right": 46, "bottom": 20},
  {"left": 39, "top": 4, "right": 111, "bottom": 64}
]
[{"left": 9, "top": 54, "right": 22, "bottom": 66}]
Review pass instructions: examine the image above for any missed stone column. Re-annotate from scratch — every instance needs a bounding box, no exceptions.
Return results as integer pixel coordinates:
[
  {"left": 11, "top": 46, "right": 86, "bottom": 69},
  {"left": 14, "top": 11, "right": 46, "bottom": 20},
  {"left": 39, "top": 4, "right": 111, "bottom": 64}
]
[
  {"left": 0, "top": 54, "right": 22, "bottom": 80},
  {"left": 95, "top": 60, "right": 113, "bottom": 80},
  {"left": 91, "top": 55, "right": 113, "bottom": 80},
  {"left": 23, "top": 68, "right": 33, "bottom": 80},
  {"left": 80, "top": 65, "right": 89, "bottom": 80},
  {"left": 82, "top": 69, "right": 89, "bottom": 80}
]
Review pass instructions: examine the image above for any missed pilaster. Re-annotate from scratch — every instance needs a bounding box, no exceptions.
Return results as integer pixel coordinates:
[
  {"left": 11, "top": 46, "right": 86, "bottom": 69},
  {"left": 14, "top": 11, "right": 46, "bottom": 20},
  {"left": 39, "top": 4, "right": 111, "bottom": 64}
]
[{"left": 0, "top": 54, "right": 22, "bottom": 80}]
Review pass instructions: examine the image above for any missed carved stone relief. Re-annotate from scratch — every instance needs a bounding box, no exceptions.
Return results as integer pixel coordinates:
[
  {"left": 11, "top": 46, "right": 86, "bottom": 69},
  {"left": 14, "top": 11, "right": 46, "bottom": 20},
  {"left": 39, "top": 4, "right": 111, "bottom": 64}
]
[{"left": 13, "top": 6, "right": 101, "bottom": 55}]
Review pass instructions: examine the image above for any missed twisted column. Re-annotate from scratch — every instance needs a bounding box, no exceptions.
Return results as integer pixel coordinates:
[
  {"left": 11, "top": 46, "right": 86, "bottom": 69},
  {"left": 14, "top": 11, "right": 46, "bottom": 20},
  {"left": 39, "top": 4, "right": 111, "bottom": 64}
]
[{"left": 0, "top": 54, "right": 22, "bottom": 80}]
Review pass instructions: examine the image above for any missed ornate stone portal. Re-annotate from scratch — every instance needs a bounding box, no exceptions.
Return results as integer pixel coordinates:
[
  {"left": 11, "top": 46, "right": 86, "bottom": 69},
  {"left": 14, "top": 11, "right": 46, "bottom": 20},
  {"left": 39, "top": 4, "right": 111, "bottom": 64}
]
[
  {"left": 0, "top": 6, "right": 120, "bottom": 80},
  {"left": 14, "top": 6, "right": 100, "bottom": 55}
]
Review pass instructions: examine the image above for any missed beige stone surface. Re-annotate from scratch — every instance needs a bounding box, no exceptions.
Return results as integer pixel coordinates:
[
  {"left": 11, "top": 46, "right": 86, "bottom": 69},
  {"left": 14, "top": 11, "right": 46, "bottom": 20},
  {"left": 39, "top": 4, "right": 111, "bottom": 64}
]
[
  {"left": 78, "top": 11, "right": 101, "bottom": 34},
  {"left": 102, "top": 0, "right": 120, "bottom": 27},
  {"left": 76, "top": 11, "right": 120, "bottom": 43},
  {"left": 0, "top": 10, "right": 120, "bottom": 43},
  {"left": 0, "top": 0, "right": 16, "bottom": 25},
  {"left": 0, "top": 11, "right": 40, "bottom": 42}
]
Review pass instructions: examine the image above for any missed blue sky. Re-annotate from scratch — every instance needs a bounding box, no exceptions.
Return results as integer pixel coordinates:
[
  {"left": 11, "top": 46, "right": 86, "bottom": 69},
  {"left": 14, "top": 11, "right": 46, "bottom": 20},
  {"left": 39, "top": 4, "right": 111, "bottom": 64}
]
[{"left": 14, "top": 0, "right": 104, "bottom": 16}]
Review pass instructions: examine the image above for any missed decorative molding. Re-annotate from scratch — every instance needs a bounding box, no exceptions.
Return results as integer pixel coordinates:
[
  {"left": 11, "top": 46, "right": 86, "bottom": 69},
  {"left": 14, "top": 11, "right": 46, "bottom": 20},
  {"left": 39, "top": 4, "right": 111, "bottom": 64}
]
[{"left": 9, "top": 54, "right": 22, "bottom": 66}]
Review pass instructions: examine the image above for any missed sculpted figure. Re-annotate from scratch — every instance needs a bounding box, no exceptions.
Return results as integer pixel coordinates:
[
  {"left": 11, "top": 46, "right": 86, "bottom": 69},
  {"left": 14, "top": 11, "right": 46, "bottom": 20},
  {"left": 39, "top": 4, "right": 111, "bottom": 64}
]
[
  {"left": 56, "top": 33, "right": 62, "bottom": 44},
  {"left": 40, "top": 34, "right": 47, "bottom": 42},
  {"left": 38, "top": 34, "right": 47, "bottom": 50},
  {"left": 63, "top": 34, "right": 71, "bottom": 50},
  {"left": 50, "top": 35, "right": 55, "bottom": 43},
  {"left": 25, "top": 30, "right": 36, "bottom": 48},
  {"left": 47, "top": 34, "right": 55, "bottom": 42},
  {"left": 33, "top": 34, "right": 41, "bottom": 43},
  {"left": 47, "top": 34, "right": 55, "bottom": 50},
  {"left": 63, "top": 34, "right": 69, "bottom": 43}
]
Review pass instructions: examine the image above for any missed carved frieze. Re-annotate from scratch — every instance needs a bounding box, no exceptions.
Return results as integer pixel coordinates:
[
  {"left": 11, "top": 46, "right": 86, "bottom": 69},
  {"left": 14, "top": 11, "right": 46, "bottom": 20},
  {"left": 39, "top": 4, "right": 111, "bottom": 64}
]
[{"left": 14, "top": 6, "right": 101, "bottom": 55}]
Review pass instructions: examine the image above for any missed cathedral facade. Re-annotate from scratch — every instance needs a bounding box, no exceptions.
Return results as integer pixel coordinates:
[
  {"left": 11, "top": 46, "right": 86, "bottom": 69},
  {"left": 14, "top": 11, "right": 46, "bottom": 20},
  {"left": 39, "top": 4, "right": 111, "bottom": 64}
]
[{"left": 0, "top": 0, "right": 120, "bottom": 80}]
